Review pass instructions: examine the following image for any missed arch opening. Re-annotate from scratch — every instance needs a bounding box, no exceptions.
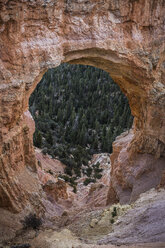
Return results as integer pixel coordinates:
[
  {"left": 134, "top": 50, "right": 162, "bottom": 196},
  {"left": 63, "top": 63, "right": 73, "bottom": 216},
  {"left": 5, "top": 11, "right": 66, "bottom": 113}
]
[{"left": 28, "top": 63, "right": 133, "bottom": 199}]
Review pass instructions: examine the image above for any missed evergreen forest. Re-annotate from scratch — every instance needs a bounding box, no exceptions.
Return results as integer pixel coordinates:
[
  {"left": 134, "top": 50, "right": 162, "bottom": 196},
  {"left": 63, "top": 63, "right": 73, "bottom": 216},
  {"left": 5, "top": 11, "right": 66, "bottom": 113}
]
[{"left": 29, "top": 64, "right": 133, "bottom": 183}]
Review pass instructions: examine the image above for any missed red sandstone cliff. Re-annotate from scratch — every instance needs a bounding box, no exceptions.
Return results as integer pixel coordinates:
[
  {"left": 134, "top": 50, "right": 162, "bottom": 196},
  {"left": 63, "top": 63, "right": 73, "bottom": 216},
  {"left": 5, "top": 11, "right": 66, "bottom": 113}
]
[{"left": 0, "top": 0, "right": 164, "bottom": 214}]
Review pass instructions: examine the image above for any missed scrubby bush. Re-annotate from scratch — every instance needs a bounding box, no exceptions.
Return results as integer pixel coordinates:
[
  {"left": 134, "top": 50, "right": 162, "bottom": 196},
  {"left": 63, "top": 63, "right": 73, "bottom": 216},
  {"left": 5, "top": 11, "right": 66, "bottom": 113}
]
[
  {"left": 111, "top": 206, "right": 117, "bottom": 218},
  {"left": 59, "top": 174, "right": 70, "bottom": 182},
  {"left": 83, "top": 178, "right": 96, "bottom": 186},
  {"left": 22, "top": 213, "right": 42, "bottom": 230},
  {"left": 110, "top": 218, "right": 114, "bottom": 224},
  {"left": 92, "top": 162, "right": 100, "bottom": 168},
  {"left": 94, "top": 167, "right": 103, "bottom": 174},
  {"left": 86, "top": 167, "right": 92, "bottom": 177},
  {"left": 94, "top": 173, "right": 102, "bottom": 179},
  {"left": 73, "top": 185, "right": 77, "bottom": 193},
  {"left": 47, "top": 169, "right": 53, "bottom": 175},
  {"left": 11, "top": 244, "right": 30, "bottom": 248}
]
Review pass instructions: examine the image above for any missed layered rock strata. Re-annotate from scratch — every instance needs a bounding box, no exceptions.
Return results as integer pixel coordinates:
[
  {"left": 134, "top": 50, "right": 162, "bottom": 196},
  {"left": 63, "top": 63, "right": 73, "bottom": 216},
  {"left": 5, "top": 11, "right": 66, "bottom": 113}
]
[{"left": 0, "top": 0, "right": 165, "bottom": 212}]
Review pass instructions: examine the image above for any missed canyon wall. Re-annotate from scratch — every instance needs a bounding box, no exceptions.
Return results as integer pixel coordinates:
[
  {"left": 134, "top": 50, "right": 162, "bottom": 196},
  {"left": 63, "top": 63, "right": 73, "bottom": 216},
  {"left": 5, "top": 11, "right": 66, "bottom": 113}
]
[{"left": 0, "top": 0, "right": 165, "bottom": 212}]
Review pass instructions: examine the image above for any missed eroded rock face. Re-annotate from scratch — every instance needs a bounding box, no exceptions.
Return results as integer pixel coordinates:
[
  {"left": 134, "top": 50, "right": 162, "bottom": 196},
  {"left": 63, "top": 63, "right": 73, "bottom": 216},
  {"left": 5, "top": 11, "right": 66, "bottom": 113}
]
[
  {"left": 43, "top": 179, "right": 68, "bottom": 203},
  {"left": 0, "top": 0, "right": 165, "bottom": 212},
  {"left": 107, "top": 131, "right": 165, "bottom": 205},
  {"left": 100, "top": 189, "right": 165, "bottom": 245}
]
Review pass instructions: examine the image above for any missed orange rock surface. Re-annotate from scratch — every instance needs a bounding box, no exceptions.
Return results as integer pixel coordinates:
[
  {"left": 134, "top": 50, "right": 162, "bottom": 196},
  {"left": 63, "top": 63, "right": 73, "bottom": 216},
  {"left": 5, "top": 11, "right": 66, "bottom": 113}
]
[
  {"left": 0, "top": 0, "right": 165, "bottom": 212},
  {"left": 43, "top": 179, "right": 68, "bottom": 203}
]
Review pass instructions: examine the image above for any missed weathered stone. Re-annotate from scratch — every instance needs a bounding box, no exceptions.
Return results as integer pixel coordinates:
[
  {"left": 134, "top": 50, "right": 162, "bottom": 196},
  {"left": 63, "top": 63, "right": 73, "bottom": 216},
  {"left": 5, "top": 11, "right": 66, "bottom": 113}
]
[
  {"left": 107, "top": 131, "right": 165, "bottom": 205},
  {"left": 43, "top": 179, "right": 68, "bottom": 203},
  {"left": 99, "top": 189, "right": 165, "bottom": 245},
  {"left": 0, "top": 0, "right": 164, "bottom": 213},
  {"left": 90, "top": 218, "right": 98, "bottom": 228}
]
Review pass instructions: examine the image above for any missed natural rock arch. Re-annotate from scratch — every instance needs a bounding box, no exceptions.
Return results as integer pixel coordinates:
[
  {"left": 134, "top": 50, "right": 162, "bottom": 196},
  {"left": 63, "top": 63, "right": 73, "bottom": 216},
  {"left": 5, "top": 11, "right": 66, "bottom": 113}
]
[{"left": 0, "top": 0, "right": 165, "bottom": 212}]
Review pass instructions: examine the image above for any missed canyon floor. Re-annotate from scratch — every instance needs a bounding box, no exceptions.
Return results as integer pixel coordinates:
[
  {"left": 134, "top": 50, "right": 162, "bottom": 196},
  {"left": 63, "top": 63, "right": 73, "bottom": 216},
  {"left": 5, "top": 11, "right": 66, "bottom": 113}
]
[
  {"left": 3, "top": 188, "right": 165, "bottom": 248},
  {"left": 1, "top": 151, "right": 165, "bottom": 248}
]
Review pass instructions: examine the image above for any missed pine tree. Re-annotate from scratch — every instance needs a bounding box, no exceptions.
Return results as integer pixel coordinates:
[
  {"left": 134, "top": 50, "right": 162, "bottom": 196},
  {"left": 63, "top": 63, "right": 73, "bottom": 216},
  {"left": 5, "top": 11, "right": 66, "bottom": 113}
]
[
  {"left": 46, "top": 131, "right": 53, "bottom": 146},
  {"left": 34, "top": 129, "right": 42, "bottom": 148}
]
